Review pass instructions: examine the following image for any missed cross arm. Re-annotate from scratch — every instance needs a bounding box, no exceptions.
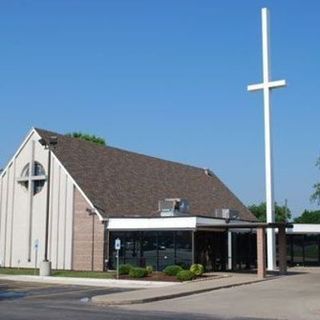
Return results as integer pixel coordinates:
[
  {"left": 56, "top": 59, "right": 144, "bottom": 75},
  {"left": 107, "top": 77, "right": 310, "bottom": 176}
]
[
  {"left": 17, "top": 175, "right": 47, "bottom": 183},
  {"left": 247, "top": 79, "right": 287, "bottom": 92}
]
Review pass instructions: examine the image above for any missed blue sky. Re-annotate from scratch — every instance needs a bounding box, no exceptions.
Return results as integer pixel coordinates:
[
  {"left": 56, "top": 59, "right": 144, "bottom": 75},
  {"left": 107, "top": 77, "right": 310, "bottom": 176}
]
[{"left": 0, "top": 0, "right": 319, "bottom": 217}]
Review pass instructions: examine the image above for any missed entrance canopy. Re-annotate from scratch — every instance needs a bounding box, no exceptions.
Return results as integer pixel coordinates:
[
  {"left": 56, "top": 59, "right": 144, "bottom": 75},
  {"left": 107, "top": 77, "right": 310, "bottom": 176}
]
[
  {"left": 198, "top": 221, "right": 293, "bottom": 230},
  {"left": 198, "top": 221, "right": 292, "bottom": 278},
  {"left": 106, "top": 216, "right": 292, "bottom": 232}
]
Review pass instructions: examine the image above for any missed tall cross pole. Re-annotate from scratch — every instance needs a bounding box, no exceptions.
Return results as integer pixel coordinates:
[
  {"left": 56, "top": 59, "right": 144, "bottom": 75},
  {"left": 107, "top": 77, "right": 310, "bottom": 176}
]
[{"left": 247, "top": 8, "right": 286, "bottom": 271}]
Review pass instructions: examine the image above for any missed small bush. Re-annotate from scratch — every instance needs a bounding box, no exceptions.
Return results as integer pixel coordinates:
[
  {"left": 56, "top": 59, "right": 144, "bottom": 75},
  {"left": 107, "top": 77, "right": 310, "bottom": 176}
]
[
  {"left": 190, "top": 264, "right": 204, "bottom": 276},
  {"left": 129, "top": 267, "right": 148, "bottom": 278},
  {"left": 119, "top": 264, "right": 133, "bottom": 275},
  {"left": 176, "top": 270, "right": 195, "bottom": 282},
  {"left": 146, "top": 265, "right": 153, "bottom": 275},
  {"left": 163, "top": 265, "right": 183, "bottom": 276}
]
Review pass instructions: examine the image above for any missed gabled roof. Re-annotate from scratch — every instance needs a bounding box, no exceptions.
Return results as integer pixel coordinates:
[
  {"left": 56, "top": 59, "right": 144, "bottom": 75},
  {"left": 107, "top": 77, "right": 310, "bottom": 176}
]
[{"left": 35, "top": 128, "right": 256, "bottom": 221}]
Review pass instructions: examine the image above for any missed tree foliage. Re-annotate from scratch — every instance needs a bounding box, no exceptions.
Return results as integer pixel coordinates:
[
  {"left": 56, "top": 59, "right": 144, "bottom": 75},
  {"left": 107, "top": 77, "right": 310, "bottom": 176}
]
[
  {"left": 294, "top": 210, "right": 320, "bottom": 224},
  {"left": 65, "top": 132, "right": 106, "bottom": 146},
  {"left": 311, "top": 157, "right": 320, "bottom": 205},
  {"left": 248, "top": 202, "right": 291, "bottom": 222}
]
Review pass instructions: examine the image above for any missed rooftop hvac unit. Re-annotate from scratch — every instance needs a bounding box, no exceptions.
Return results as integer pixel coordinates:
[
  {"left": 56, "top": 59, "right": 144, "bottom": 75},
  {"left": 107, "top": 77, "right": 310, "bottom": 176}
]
[
  {"left": 159, "top": 199, "right": 190, "bottom": 217},
  {"left": 215, "top": 208, "right": 240, "bottom": 220}
]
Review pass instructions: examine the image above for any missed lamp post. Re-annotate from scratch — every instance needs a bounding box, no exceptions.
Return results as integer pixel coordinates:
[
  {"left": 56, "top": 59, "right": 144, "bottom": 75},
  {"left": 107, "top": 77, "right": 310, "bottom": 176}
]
[{"left": 39, "top": 135, "right": 57, "bottom": 276}]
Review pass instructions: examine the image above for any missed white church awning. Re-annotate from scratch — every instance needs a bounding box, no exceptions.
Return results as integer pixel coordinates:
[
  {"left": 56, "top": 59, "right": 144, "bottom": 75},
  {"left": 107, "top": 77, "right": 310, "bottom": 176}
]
[{"left": 105, "top": 216, "right": 251, "bottom": 231}]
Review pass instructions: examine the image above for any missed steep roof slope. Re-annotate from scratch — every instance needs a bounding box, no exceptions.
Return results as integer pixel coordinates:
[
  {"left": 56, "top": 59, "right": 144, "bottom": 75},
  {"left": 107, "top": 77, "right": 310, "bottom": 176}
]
[{"left": 35, "top": 128, "right": 256, "bottom": 221}]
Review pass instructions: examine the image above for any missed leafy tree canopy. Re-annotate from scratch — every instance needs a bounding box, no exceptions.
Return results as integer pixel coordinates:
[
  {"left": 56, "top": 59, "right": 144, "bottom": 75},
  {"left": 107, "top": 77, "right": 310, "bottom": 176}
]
[
  {"left": 65, "top": 132, "right": 106, "bottom": 146},
  {"left": 294, "top": 210, "right": 320, "bottom": 224},
  {"left": 248, "top": 202, "right": 291, "bottom": 222},
  {"left": 311, "top": 156, "right": 320, "bottom": 205}
]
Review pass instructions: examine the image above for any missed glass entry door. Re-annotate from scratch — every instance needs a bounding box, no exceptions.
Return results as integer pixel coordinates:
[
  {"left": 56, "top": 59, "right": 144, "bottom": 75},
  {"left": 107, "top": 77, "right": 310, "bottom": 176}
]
[{"left": 194, "top": 231, "right": 228, "bottom": 272}]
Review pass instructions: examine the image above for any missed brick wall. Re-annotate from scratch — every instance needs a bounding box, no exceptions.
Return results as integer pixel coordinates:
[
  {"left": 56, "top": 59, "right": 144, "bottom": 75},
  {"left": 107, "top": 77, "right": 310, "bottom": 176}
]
[
  {"left": 256, "top": 228, "right": 266, "bottom": 279},
  {"left": 72, "top": 188, "right": 105, "bottom": 271}
]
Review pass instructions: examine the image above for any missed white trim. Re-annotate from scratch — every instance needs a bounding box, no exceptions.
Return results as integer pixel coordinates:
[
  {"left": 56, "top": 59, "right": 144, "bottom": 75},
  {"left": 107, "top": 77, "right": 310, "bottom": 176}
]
[
  {"left": 287, "top": 224, "right": 320, "bottom": 234},
  {"left": 107, "top": 217, "right": 197, "bottom": 230},
  {"left": 106, "top": 216, "right": 245, "bottom": 231},
  {"left": 196, "top": 217, "right": 227, "bottom": 227},
  {"left": 0, "top": 128, "right": 36, "bottom": 179},
  {"left": 49, "top": 152, "right": 104, "bottom": 221}
]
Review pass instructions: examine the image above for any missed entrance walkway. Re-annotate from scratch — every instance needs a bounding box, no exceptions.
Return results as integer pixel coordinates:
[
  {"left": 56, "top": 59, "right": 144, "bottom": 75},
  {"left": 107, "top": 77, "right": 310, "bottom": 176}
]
[
  {"left": 121, "top": 268, "right": 320, "bottom": 320},
  {"left": 92, "top": 272, "right": 276, "bottom": 305}
]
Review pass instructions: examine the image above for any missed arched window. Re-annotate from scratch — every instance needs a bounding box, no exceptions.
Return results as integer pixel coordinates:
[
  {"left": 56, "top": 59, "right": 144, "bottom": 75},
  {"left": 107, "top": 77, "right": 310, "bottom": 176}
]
[{"left": 18, "top": 162, "right": 46, "bottom": 195}]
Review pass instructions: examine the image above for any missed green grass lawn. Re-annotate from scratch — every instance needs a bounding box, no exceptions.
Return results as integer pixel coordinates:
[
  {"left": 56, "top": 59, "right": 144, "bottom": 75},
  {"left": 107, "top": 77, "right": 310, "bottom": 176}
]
[
  {"left": 0, "top": 267, "right": 115, "bottom": 279},
  {"left": 0, "top": 267, "right": 38, "bottom": 275},
  {"left": 52, "top": 270, "right": 115, "bottom": 279}
]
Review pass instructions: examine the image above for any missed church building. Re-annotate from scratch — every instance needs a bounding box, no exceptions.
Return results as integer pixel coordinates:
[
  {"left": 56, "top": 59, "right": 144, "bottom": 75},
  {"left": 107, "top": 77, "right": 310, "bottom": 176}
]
[{"left": 0, "top": 128, "right": 269, "bottom": 272}]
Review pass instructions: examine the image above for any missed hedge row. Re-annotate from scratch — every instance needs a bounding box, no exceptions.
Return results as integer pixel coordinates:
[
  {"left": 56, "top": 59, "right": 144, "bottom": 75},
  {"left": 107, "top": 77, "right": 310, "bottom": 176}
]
[
  {"left": 117, "top": 263, "right": 204, "bottom": 281},
  {"left": 118, "top": 264, "right": 153, "bottom": 278}
]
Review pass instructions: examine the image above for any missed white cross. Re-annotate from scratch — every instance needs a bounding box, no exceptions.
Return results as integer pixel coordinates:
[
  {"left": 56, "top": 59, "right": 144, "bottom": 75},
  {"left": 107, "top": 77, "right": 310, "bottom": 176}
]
[
  {"left": 16, "top": 141, "right": 47, "bottom": 261},
  {"left": 17, "top": 173, "right": 46, "bottom": 191},
  {"left": 247, "top": 8, "right": 286, "bottom": 271},
  {"left": 17, "top": 165, "right": 46, "bottom": 194}
]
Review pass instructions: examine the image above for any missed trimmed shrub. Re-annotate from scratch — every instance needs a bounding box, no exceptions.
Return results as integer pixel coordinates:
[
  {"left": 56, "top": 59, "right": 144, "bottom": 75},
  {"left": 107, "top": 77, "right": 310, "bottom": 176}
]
[
  {"left": 163, "top": 265, "right": 183, "bottom": 276},
  {"left": 190, "top": 264, "right": 204, "bottom": 276},
  {"left": 177, "top": 270, "right": 196, "bottom": 281},
  {"left": 129, "top": 267, "right": 148, "bottom": 278},
  {"left": 119, "top": 264, "right": 133, "bottom": 275},
  {"left": 146, "top": 265, "right": 153, "bottom": 275},
  {"left": 176, "top": 270, "right": 195, "bottom": 282}
]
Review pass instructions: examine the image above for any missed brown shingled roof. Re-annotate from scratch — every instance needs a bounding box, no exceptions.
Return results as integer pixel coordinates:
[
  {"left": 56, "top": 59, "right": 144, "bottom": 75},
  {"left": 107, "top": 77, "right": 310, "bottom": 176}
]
[{"left": 35, "top": 128, "right": 256, "bottom": 221}]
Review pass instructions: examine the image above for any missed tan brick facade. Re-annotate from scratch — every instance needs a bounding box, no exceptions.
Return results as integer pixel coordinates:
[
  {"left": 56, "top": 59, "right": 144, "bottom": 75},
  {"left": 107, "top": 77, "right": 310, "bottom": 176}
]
[
  {"left": 257, "top": 227, "right": 266, "bottom": 279},
  {"left": 72, "top": 188, "right": 105, "bottom": 271},
  {"left": 278, "top": 226, "right": 287, "bottom": 275}
]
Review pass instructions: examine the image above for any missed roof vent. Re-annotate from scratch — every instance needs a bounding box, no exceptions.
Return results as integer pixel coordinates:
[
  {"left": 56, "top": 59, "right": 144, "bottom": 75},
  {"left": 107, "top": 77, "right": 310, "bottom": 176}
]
[
  {"left": 215, "top": 209, "right": 240, "bottom": 220},
  {"left": 204, "top": 168, "right": 214, "bottom": 177},
  {"left": 159, "top": 199, "right": 190, "bottom": 217}
]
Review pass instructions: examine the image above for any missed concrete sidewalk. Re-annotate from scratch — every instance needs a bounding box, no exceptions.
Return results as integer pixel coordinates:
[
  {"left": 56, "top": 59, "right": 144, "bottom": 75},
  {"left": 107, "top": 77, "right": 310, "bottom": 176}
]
[
  {"left": 0, "top": 274, "right": 174, "bottom": 289},
  {"left": 92, "top": 273, "right": 276, "bottom": 305}
]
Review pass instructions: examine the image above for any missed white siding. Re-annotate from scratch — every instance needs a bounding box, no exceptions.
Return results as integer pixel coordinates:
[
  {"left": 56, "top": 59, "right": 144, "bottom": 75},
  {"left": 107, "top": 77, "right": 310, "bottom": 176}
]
[
  {"left": 0, "top": 168, "right": 9, "bottom": 266},
  {"left": 0, "top": 130, "right": 75, "bottom": 269}
]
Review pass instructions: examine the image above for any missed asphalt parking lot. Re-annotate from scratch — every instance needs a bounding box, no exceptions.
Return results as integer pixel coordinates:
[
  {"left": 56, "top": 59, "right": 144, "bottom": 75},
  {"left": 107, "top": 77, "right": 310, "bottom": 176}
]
[
  {"left": 3, "top": 270, "right": 318, "bottom": 320},
  {"left": 0, "top": 279, "right": 232, "bottom": 320},
  {"left": 0, "top": 279, "right": 132, "bottom": 303}
]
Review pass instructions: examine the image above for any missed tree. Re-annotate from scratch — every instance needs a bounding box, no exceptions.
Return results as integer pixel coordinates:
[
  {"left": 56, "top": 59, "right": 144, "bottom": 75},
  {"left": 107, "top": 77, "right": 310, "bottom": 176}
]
[
  {"left": 311, "top": 157, "right": 320, "bottom": 205},
  {"left": 65, "top": 132, "right": 106, "bottom": 146},
  {"left": 248, "top": 202, "right": 291, "bottom": 222},
  {"left": 294, "top": 210, "right": 320, "bottom": 224}
]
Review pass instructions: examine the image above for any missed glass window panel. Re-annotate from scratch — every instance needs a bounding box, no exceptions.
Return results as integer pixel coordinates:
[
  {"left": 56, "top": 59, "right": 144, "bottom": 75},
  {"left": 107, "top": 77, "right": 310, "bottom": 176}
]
[
  {"left": 304, "top": 234, "right": 319, "bottom": 266},
  {"left": 231, "top": 232, "right": 256, "bottom": 271},
  {"left": 158, "top": 231, "right": 175, "bottom": 270},
  {"left": 175, "top": 231, "right": 192, "bottom": 268},
  {"left": 141, "top": 232, "right": 158, "bottom": 269},
  {"left": 34, "top": 162, "right": 45, "bottom": 176},
  {"left": 123, "top": 232, "right": 141, "bottom": 267},
  {"left": 34, "top": 180, "right": 45, "bottom": 195},
  {"left": 286, "top": 234, "right": 293, "bottom": 265},
  {"left": 292, "top": 235, "right": 304, "bottom": 265}
]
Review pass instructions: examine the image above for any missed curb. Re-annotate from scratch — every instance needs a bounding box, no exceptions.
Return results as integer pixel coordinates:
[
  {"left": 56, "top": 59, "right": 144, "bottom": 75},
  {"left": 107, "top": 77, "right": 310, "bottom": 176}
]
[
  {"left": 92, "top": 277, "right": 274, "bottom": 305},
  {"left": 0, "top": 274, "right": 175, "bottom": 289}
]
